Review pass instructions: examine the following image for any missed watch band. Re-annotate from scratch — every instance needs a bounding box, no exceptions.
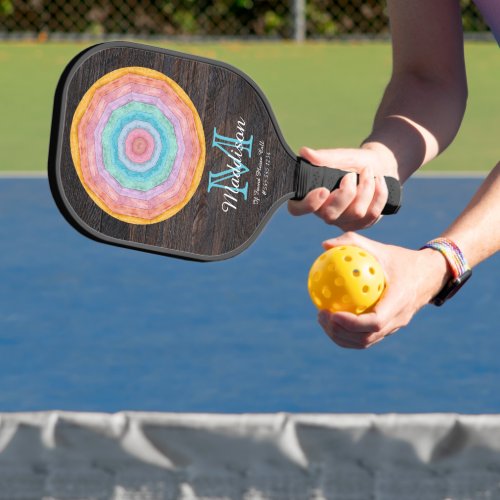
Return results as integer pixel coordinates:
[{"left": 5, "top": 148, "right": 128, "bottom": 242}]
[{"left": 421, "top": 238, "right": 472, "bottom": 306}]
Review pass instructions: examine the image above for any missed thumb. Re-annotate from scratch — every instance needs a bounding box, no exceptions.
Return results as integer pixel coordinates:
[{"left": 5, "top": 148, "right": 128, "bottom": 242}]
[
  {"left": 299, "top": 147, "right": 366, "bottom": 170},
  {"left": 322, "top": 231, "right": 368, "bottom": 250}
]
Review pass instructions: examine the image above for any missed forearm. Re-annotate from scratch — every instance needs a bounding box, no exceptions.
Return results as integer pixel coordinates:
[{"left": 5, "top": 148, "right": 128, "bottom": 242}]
[
  {"left": 441, "top": 162, "right": 500, "bottom": 267},
  {"left": 417, "top": 162, "right": 500, "bottom": 303},
  {"left": 363, "top": 73, "right": 467, "bottom": 182},
  {"left": 361, "top": 0, "right": 467, "bottom": 183}
]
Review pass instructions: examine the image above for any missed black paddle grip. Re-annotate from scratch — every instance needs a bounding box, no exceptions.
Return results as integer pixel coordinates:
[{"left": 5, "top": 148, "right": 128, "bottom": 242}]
[{"left": 293, "top": 158, "right": 402, "bottom": 215}]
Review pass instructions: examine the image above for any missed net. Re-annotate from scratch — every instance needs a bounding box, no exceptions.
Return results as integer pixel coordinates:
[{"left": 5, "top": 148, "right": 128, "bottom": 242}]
[{"left": 1, "top": 412, "right": 500, "bottom": 499}]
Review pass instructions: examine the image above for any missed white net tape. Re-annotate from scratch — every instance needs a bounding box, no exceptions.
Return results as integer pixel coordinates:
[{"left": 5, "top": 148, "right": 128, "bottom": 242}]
[{"left": 0, "top": 412, "right": 500, "bottom": 499}]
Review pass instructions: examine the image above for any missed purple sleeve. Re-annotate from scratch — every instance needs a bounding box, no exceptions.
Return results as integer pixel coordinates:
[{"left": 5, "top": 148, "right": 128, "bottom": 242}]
[{"left": 473, "top": 0, "right": 500, "bottom": 45}]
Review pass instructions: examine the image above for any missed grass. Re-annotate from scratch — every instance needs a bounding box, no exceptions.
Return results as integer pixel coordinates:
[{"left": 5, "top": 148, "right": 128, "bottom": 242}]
[{"left": 0, "top": 40, "right": 497, "bottom": 172}]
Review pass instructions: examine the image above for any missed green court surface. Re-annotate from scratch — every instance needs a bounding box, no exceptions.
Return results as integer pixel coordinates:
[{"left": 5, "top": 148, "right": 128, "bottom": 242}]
[{"left": 0, "top": 41, "right": 497, "bottom": 173}]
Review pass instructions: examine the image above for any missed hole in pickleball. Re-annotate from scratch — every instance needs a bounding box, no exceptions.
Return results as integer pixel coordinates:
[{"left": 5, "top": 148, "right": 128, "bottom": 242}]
[
  {"left": 344, "top": 256, "right": 352, "bottom": 262},
  {"left": 356, "top": 306, "right": 366, "bottom": 314},
  {"left": 322, "top": 286, "right": 332, "bottom": 299},
  {"left": 362, "top": 285, "right": 369, "bottom": 293},
  {"left": 342, "top": 295, "right": 351, "bottom": 304},
  {"left": 313, "top": 272, "right": 321, "bottom": 282},
  {"left": 369, "top": 267, "right": 376, "bottom": 275},
  {"left": 313, "top": 294, "right": 322, "bottom": 307},
  {"left": 352, "top": 269, "right": 360, "bottom": 277},
  {"left": 333, "top": 303, "right": 342, "bottom": 311},
  {"left": 378, "top": 284, "right": 382, "bottom": 291},
  {"left": 359, "top": 251, "right": 367, "bottom": 257},
  {"left": 334, "top": 277, "right": 344, "bottom": 287}
]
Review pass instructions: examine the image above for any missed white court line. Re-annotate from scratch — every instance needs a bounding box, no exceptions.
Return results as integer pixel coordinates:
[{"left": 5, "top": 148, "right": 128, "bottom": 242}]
[
  {"left": 0, "top": 170, "right": 489, "bottom": 179},
  {"left": 0, "top": 171, "right": 47, "bottom": 178},
  {"left": 414, "top": 170, "right": 487, "bottom": 178}
]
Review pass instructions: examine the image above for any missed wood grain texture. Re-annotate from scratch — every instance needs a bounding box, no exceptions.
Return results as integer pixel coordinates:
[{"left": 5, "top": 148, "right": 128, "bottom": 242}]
[{"left": 54, "top": 42, "right": 297, "bottom": 260}]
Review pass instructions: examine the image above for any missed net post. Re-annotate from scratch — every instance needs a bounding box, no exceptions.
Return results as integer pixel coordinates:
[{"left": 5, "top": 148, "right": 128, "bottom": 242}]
[{"left": 292, "top": 0, "right": 306, "bottom": 42}]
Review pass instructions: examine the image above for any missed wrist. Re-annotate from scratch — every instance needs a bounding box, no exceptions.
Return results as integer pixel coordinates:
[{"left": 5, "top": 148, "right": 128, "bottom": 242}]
[
  {"left": 420, "top": 238, "right": 472, "bottom": 306},
  {"left": 418, "top": 248, "right": 453, "bottom": 302},
  {"left": 361, "top": 141, "right": 399, "bottom": 178}
]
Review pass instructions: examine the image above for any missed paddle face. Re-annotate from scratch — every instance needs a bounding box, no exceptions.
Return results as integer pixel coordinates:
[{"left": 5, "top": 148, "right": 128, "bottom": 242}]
[{"left": 49, "top": 41, "right": 297, "bottom": 261}]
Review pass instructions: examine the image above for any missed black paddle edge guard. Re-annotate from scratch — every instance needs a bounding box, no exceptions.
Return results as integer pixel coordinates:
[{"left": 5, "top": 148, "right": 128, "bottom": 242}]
[
  {"left": 293, "top": 158, "right": 402, "bottom": 215},
  {"left": 48, "top": 41, "right": 299, "bottom": 262}
]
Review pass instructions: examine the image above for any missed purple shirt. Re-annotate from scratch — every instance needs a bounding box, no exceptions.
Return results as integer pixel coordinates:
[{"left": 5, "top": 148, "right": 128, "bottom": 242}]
[{"left": 474, "top": 0, "right": 500, "bottom": 45}]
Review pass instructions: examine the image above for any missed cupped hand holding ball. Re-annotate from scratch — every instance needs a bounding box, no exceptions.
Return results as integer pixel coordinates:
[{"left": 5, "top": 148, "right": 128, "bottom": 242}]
[{"left": 308, "top": 232, "right": 451, "bottom": 349}]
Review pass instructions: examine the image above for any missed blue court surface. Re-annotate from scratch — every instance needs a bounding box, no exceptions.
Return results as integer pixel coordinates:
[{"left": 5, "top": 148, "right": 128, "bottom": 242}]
[{"left": 0, "top": 176, "right": 498, "bottom": 413}]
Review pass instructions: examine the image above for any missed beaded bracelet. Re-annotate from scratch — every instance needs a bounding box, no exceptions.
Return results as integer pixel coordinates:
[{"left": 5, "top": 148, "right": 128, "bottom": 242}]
[
  {"left": 421, "top": 238, "right": 470, "bottom": 278},
  {"left": 421, "top": 238, "right": 472, "bottom": 306}
]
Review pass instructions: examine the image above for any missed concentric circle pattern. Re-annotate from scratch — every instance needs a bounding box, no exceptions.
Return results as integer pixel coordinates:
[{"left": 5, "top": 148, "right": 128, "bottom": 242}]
[{"left": 70, "top": 67, "right": 206, "bottom": 224}]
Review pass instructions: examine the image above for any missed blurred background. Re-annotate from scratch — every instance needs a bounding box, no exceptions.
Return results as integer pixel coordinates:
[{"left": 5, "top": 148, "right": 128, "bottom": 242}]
[
  {"left": 0, "top": 0, "right": 492, "bottom": 40},
  {"left": 0, "top": 1, "right": 497, "bottom": 176}
]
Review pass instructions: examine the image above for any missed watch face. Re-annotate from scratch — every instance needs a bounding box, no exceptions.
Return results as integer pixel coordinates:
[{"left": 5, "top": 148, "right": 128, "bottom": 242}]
[{"left": 432, "top": 269, "right": 472, "bottom": 306}]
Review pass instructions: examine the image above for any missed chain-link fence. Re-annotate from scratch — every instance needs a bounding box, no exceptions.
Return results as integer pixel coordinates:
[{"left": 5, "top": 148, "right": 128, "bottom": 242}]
[{"left": 0, "top": 0, "right": 491, "bottom": 40}]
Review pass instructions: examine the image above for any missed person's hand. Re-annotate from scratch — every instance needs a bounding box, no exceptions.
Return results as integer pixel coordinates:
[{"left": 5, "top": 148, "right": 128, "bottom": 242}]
[
  {"left": 317, "top": 232, "right": 451, "bottom": 349},
  {"left": 288, "top": 145, "right": 398, "bottom": 231}
]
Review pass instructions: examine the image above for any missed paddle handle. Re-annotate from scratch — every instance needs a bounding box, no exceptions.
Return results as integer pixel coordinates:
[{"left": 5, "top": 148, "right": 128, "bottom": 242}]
[{"left": 293, "top": 158, "right": 402, "bottom": 215}]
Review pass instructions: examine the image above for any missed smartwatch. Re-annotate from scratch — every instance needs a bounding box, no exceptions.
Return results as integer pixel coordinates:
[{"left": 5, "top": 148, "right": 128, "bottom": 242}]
[{"left": 421, "top": 238, "right": 472, "bottom": 306}]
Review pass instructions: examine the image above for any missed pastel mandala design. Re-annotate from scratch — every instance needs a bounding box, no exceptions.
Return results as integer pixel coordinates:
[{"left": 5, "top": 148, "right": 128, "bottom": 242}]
[{"left": 70, "top": 67, "right": 206, "bottom": 224}]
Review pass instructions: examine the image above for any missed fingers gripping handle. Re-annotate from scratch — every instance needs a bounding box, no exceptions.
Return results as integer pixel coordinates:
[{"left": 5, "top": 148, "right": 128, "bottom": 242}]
[{"left": 293, "top": 158, "right": 402, "bottom": 215}]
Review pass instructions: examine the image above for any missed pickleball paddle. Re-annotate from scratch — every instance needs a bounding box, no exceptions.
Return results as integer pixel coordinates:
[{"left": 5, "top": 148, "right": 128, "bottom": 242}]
[{"left": 48, "top": 41, "right": 401, "bottom": 261}]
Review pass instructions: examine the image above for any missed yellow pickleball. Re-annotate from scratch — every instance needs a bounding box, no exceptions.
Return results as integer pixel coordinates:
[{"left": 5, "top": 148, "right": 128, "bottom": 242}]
[{"left": 308, "top": 245, "right": 385, "bottom": 314}]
